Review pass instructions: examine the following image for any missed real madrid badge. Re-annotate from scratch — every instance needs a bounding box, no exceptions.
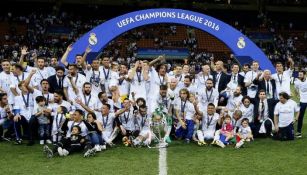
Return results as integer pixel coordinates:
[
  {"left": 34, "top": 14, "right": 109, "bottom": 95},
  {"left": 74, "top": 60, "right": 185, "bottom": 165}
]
[
  {"left": 88, "top": 33, "right": 98, "bottom": 46},
  {"left": 237, "top": 37, "right": 246, "bottom": 49}
]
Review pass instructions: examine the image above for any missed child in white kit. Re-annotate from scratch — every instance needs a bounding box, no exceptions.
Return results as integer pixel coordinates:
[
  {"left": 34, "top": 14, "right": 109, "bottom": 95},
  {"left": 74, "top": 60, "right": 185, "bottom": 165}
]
[
  {"left": 235, "top": 118, "right": 253, "bottom": 148},
  {"left": 51, "top": 106, "right": 68, "bottom": 143}
]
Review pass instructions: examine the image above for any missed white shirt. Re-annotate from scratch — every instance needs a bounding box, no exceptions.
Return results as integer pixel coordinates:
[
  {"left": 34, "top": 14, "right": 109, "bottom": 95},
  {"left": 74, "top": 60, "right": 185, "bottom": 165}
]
[
  {"left": 97, "top": 113, "right": 116, "bottom": 132},
  {"left": 63, "top": 73, "right": 87, "bottom": 101},
  {"left": 195, "top": 73, "right": 213, "bottom": 90},
  {"left": 32, "top": 89, "right": 54, "bottom": 108},
  {"left": 201, "top": 113, "right": 220, "bottom": 132},
  {"left": 135, "top": 114, "right": 151, "bottom": 131},
  {"left": 240, "top": 104, "right": 254, "bottom": 123},
  {"left": 272, "top": 69, "right": 293, "bottom": 96},
  {"left": 294, "top": 78, "right": 307, "bottom": 103},
  {"left": 85, "top": 69, "right": 104, "bottom": 95},
  {"left": 117, "top": 75, "right": 130, "bottom": 96},
  {"left": 66, "top": 120, "right": 88, "bottom": 137},
  {"left": 50, "top": 100, "right": 71, "bottom": 116},
  {"left": 274, "top": 99, "right": 299, "bottom": 127},
  {"left": 244, "top": 70, "right": 259, "bottom": 98},
  {"left": 198, "top": 88, "right": 219, "bottom": 110},
  {"left": 0, "top": 72, "right": 14, "bottom": 104},
  {"left": 128, "top": 69, "right": 150, "bottom": 100},
  {"left": 226, "top": 93, "right": 243, "bottom": 112},
  {"left": 32, "top": 67, "right": 54, "bottom": 88},
  {"left": 13, "top": 93, "right": 35, "bottom": 121},
  {"left": 174, "top": 99, "right": 195, "bottom": 120},
  {"left": 76, "top": 93, "right": 99, "bottom": 116},
  {"left": 118, "top": 109, "right": 135, "bottom": 131},
  {"left": 238, "top": 126, "right": 252, "bottom": 139}
]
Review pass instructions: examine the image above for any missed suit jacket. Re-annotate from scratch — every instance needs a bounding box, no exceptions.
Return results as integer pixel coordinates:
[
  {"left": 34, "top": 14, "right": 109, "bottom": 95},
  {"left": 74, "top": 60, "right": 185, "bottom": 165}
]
[
  {"left": 47, "top": 75, "right": 65, "bottom": 93},
  {"left": 253, "top": 78, "right": 277, "bottom": 100},
  {"left": 228, "top": 73, "right": 246, "bottom": 95},
  {"left": 212, "top": 71, "right": 230, "bottom": 93},
  {"left": 253, "top": 98, "right": 276, "bottom": 123}
]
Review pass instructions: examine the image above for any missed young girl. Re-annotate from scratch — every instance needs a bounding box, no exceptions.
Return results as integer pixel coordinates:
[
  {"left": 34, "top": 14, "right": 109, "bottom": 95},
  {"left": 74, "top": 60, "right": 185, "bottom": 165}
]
[
  {"left": 235, "top": 118, "right": 253, "bottom": 148},
  {"left": 51, "top": 106, "right": 67, "bottom": 143},
  {"left": 84, "top": 112, "right": 104, "bottom": 151},
  {"left": 220, "top": 114, "right": 234, "bottom": 143}
]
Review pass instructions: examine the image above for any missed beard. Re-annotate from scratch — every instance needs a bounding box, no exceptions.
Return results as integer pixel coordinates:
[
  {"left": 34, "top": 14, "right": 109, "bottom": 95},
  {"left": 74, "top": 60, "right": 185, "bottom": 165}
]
[
  {"left": 85, "top": 91, "right": 91, "bottom": 95},
  {"left": 206, "top": 86, "right": 212, "bottom": 91},
  {"left": 234, "top": 92, "right": 240, "bottom": 97}
]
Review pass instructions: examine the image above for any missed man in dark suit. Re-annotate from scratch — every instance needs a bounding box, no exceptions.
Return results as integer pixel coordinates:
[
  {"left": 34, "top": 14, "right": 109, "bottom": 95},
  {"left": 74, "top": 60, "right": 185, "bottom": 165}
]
[
  {"left": 211, "top": 60, "right": 230, "bottom": 93},
  {"left": 47, "top": 66, "right": 65, "bottom": 93},
  {"left": 253, "top": 90, "right": 277, "bottom": 137},
  {"left": 211, "top": 60, "right": 230, "bottom": 107},
  {"left": 253, "top": 69, "right": 278, "bottom": 103}
]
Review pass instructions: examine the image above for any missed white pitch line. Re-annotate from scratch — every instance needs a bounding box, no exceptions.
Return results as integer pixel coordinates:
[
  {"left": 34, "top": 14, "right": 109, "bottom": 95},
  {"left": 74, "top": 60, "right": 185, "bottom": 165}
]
[{"left": 159, "top": 147, "right": 167, "bottom": 175}]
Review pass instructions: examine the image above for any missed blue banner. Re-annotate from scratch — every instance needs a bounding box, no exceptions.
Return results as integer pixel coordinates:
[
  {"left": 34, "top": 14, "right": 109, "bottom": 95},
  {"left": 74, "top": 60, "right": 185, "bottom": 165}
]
[{"left": 66, "top": 8, "right": 276, "bottom": 73}]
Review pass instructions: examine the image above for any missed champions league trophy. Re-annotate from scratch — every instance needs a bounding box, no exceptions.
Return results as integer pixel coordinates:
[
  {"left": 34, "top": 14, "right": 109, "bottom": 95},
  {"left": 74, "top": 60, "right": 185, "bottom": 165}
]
[{"left": 150, "top": 104, "right": 172, "bottom": 148}]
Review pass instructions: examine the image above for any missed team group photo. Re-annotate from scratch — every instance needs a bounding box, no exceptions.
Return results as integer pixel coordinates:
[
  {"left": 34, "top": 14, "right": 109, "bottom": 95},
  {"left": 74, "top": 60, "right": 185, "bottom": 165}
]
[{"left": 0, "top": 0, "right": 306, "bottom": 175}]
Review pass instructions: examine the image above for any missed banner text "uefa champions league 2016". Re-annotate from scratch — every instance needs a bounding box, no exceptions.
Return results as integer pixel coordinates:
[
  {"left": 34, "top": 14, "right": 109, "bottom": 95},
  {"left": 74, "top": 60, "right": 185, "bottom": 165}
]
[{"left": 117, "top": 11, "right": 220, "bottom": 31}]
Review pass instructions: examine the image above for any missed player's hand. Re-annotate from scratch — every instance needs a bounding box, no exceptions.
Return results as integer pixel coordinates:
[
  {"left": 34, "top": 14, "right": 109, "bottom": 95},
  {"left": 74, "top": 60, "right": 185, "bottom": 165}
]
[
  {"left": 21, "top": 46, "right": 29, "bottom": 56},
  {"left": 14, "top": 115, "right": 21, "bottom": 122},
  {"left": 85, "top": 46, "right": 91, "bottom": 54},
  {"left": 66, "top": 44, "right": 73, "bottom": 52},
  {"left": 181, "top": 121, "right": 186, "bottom": 129}
]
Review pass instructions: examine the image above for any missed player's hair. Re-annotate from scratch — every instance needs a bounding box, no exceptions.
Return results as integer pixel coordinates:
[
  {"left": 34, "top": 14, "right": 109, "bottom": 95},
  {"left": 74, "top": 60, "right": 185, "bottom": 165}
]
[
  {"left": 279, "top": 92, "right": 290, "bottom": 100},
  {"left": 35, "top": 96, "right": 46, "bottom": 103},
  {"left": 0, "top": 93, "right": 7, "bottom": 101}
]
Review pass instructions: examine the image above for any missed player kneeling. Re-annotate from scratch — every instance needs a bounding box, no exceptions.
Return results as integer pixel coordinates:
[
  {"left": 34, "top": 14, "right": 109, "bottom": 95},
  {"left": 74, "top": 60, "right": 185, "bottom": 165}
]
[{"left": 131, "top": 105, "right": 152, "bottom": 147}]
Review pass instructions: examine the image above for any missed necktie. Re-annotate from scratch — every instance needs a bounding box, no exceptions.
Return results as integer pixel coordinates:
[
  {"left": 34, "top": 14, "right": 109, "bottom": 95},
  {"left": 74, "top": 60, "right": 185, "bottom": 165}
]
[
  {"left": 58, "top": 78, "right": 62, "bottom": 88},
  {"left": 261, "top": 101, "right": 265, "bottom": 120}
]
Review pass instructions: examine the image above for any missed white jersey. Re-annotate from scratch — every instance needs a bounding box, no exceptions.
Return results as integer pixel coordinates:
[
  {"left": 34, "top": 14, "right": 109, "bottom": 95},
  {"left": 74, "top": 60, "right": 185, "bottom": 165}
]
[
  {"left": 195, "top": 73, "right": 213, "bottom": 91},
  {"left": 75, "top": 93, "right": 99, "bottom": 116},
  {"left": 274, "top": 99, "right": 299, "bottom": 127},
  {"left": 51, "top": 113, "right": 65, "bottom": 135},
  {"left": 244, "top": 70, "right": 259, "bottom": 98},
  {"left": 50, "top": 100, "right": 71, "bottom": 116},
  {"left": 63, "top": 73, "right": 87, "bottom": 101},
  {"left": 240, "top": 104, "right": 254, "bottom": 123},
  {"left": 272, "top": 69, "right": 293, "bottom": 96},
  {"left": 118, "top": 109, "right": 135, "bottom": 131},
  {"left": 13, "top": 93, "right": 35, "bottom": 121},
  {"left": 128, "top": 70, "right": 150, "bottom": 100},
  {"left": 66, "top": 120, "right": 88, "bottom": 138},
  {"left": 226, "top": 93, "right": 243, "bottom": 112},
  {"left": 85, "top": 69, "right": 104, "bottom": 95},
  {"left": 200, "top": 113, "right": 220, "bottom": 132},
  {"left": 198, "top": 88, "right": 219, "bottom": 110},
  {"left": 238, "top": 126, "right": 252, "bottom": 139},
  {"left": 174, "top": 99, "right": 195, "bottom": 120},
  {"left": 97, "top": 113, "right": 116, "bottom": 132},
  {"left": 0, "top": 71, "right": 14, "bottom": 104},
  {"left": 32, "top": 89, "right": 54, "bottom": 108},
  {"left": 135, "top": 114, "right": 151, "bottom": 131},
  {"left": 294, "top": 78, "right": 307, "bottom": 103},
  {"left": 32, "top": 67, "right": 54, "bottom": 88}
]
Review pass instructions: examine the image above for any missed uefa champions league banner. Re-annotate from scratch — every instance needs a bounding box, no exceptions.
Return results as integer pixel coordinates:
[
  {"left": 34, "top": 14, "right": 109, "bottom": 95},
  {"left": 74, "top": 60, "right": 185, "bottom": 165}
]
[{"left": 67, "top": 8, "right": 276, "bottom": 73}]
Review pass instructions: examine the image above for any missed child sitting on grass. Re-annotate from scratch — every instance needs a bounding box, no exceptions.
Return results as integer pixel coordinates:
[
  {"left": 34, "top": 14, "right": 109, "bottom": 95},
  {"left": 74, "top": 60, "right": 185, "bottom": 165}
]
[
  {"left": 43, "top": 125, "right": 96, "bottom": 158},
  {"left": 235, "top": 118, "right": 253, "bottom": 148}
]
